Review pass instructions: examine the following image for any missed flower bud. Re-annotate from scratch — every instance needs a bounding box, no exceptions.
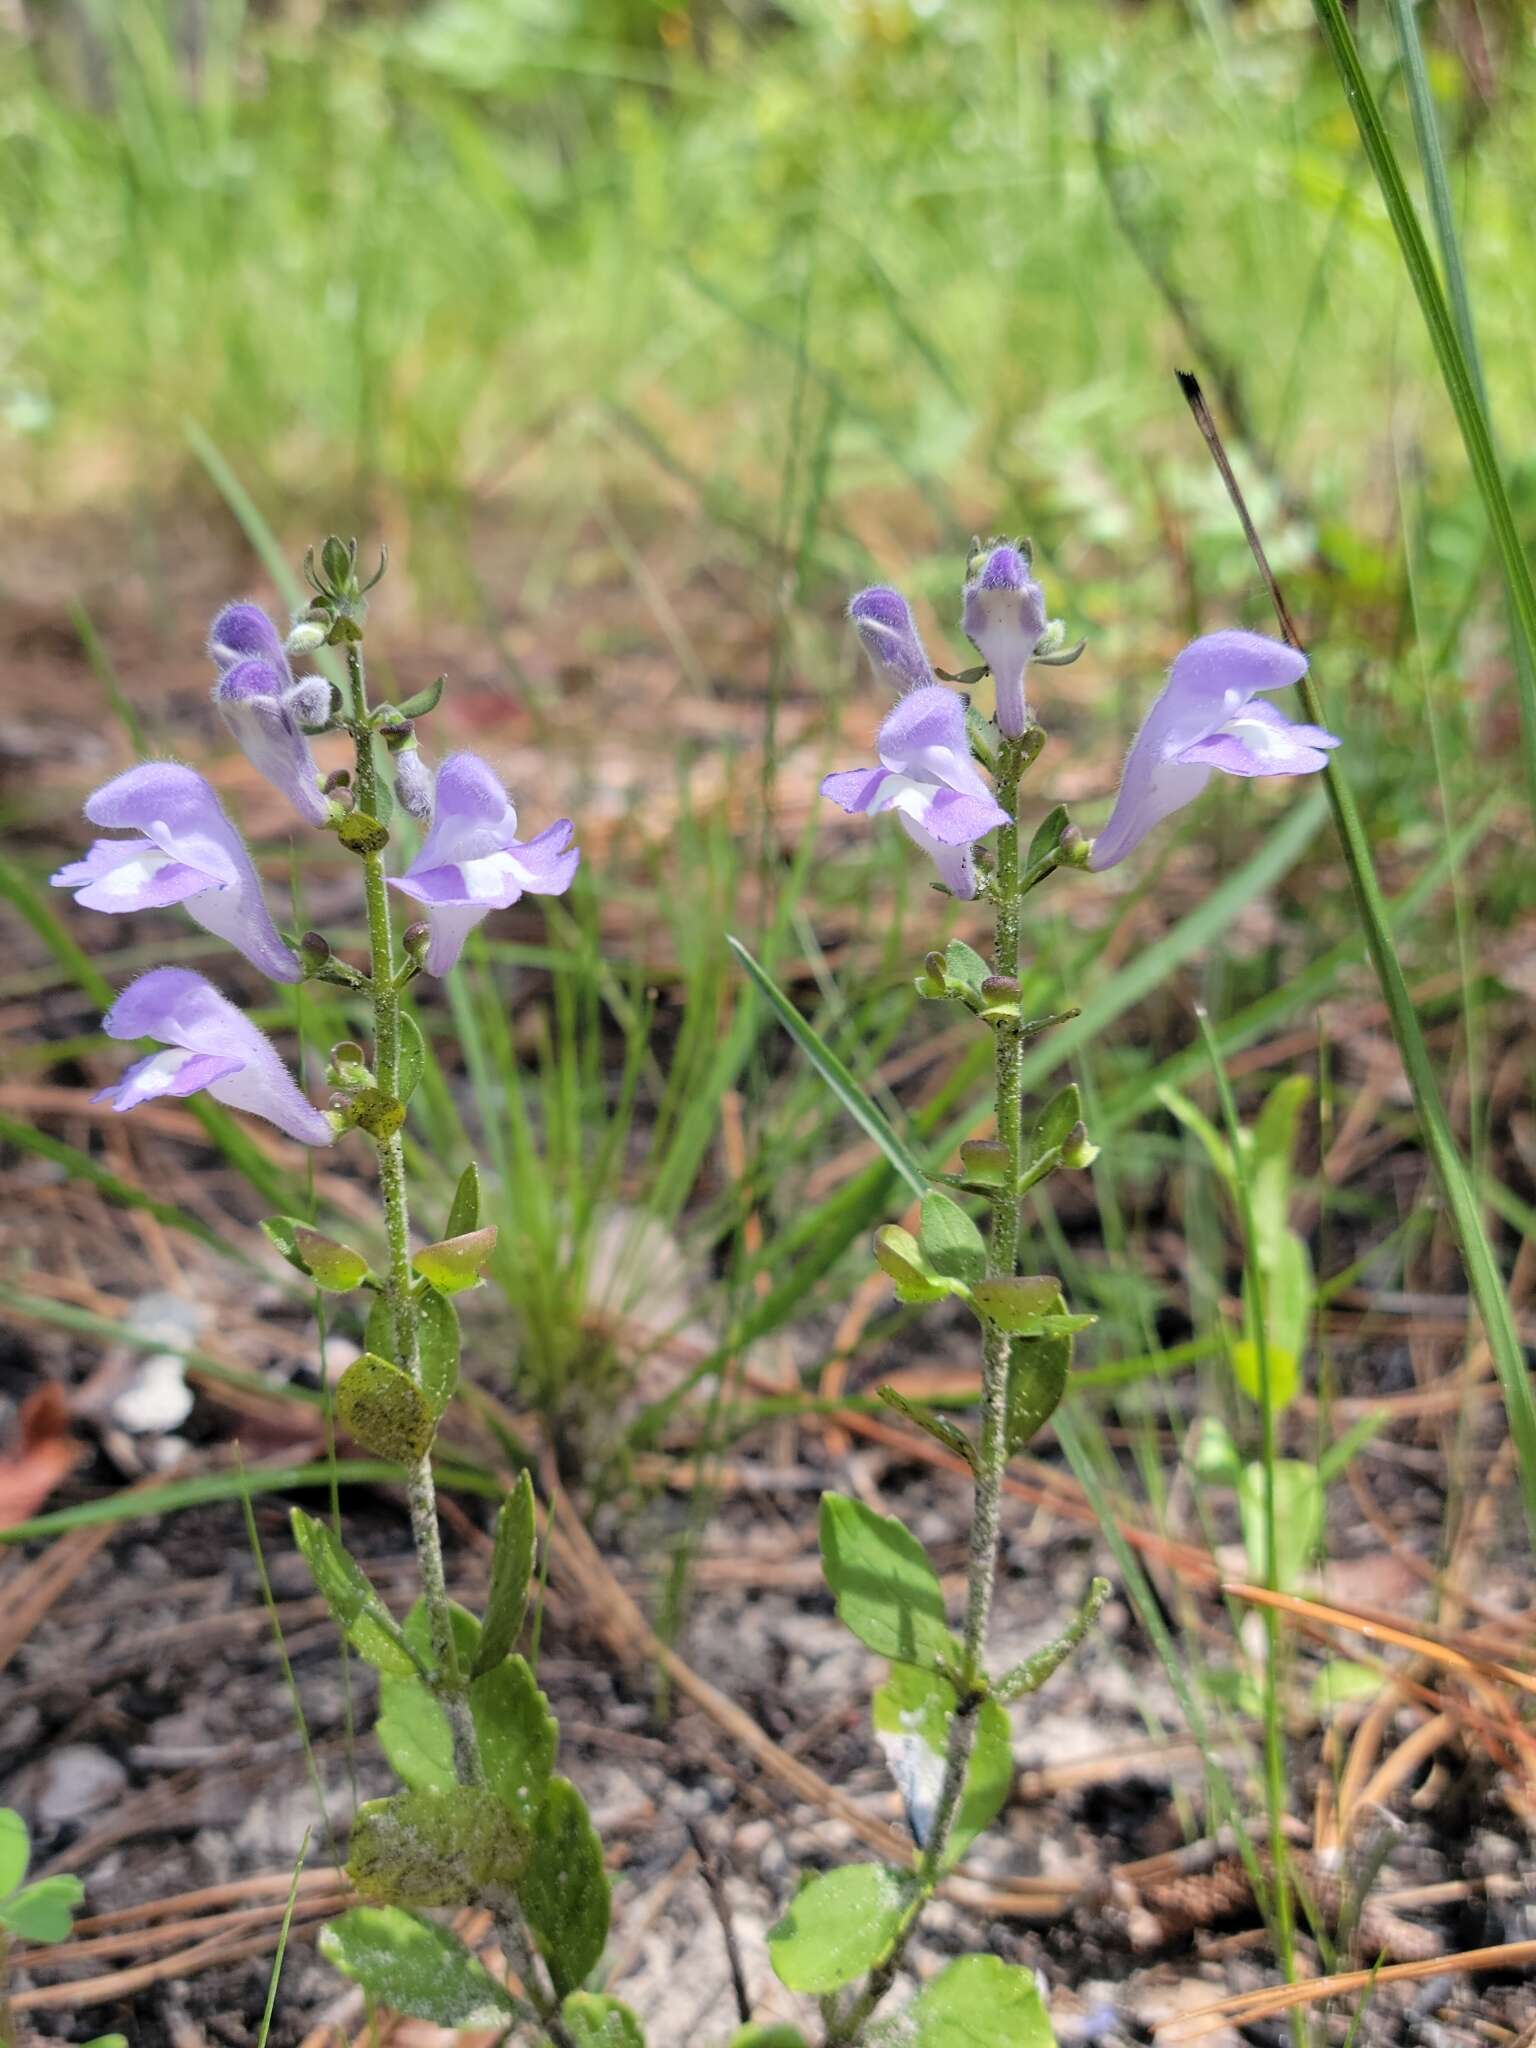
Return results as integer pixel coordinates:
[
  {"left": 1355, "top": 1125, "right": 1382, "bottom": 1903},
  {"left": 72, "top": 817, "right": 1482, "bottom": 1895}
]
[
  {"left": 1058, "top": 824, "right": 1092, "bottom": 869},
  {"left": 980, "top": 974, "right": 1020, "bottom": 1000},
  {"left": 391, "top": 746, "right": 432, "bottom": 823},
  {"left": 285, "top": 621, "right": 328, "bottom": 658},
  {"left": 297, "top": 930, "right": 332, "bottom": 974},
  {"left": 321, "top": 768, "right": 352, "bottom": 796},
  {"left": 1059, "top": 1120, "right": 1100, "bottom": 1171},
  {"left": 961, "top": 541, "right": 1047, "bottom": 740},
  {"left": 285, "top": 677, "right": 335, "bottom": 732},
  {"left": 402, "top": 921, "right": 431, "bottom": 970}
]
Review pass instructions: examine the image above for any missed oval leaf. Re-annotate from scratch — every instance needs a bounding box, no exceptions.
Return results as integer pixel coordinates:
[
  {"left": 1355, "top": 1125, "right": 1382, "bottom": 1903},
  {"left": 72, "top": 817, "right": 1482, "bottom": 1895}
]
[
  {"left": 971, "top": 1275, "right": 1063, "bottom": 1335},
  {"left": 906, "top": 1954, "right": 1056, "bottom": 2046},
  {"left": 1005, "top": 1333, "right": 1072, "bottom": 1457},
  {"left": 520, "top": 1777, "right": 609, "bottom": 1998},
  {"left": 472, "top": 1654, "right": 558, "bottom": 1832},
  {"left": 0, "top": 1808, "right": 29, "bottom": 1896},
  {"left": 0, "top": 1874, "right": 83, "bottom": 1944},
  {"left": 417, "top": 1284, "right": 461, "bottom": 1417},
  {"left": 290, "top": 1510, "right": 419, "bottom": 1677},
  {"left": 819, "top": 1494, "right": 956, "bottom": 1672},
  {"left": 413, "top": 1227, "right": 498, "bottom": 1295},
  {"left": 561, "top": 1993, "right": 646, "bottom": 2047},
  {"left": 474, "top": 1471, "right": 537, "bottom": 1674},
  {"left": 320, "top": 1906, "right": 516, "bottom": 2023},
  {"left": 873, "top": 1225, "right": 956, "bottom": 1305},
  {"left": 292, "top": 1224, "right": 371, "bottom": 1293},
  {"left": 348, "top": 1786, "right": 528, "bottom": 1908},
  {"left": 917, "top": 1191, "right": 986, "bottom": 1287},
  {"left": 336, "top": 1353, "right": 435, "bottom": 1462},
  {"left": 398, "top": 1010, "right": 426, "bottom": 1106},
  {"left": 872, "top": 1665, "right": 1012, "bottom": 1869},
  {"left": 446, "top": 1160, "right": 482, "bottom": 1239},
  {"left": 767, "top": 1864, "right": 907, "bottom": 1994}
]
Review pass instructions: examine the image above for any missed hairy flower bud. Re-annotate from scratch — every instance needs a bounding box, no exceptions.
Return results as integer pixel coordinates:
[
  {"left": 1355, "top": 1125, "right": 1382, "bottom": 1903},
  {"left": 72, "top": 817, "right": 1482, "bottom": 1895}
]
[
  {"left": 286, "top": 677, "right": 335, "bottom": 732},
  {"left": 961, "top": 542, "right": 1047, "bottom": 740},
  {"left": 285, "top": 621, "right": 328, "bottom": 658},
  {"left": 392, "top": 746, "right": 433, "bottom": 824}
]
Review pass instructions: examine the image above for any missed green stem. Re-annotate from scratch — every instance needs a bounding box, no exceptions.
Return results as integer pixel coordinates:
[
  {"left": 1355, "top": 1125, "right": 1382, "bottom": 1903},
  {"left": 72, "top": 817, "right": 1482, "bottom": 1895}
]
[
  {"left": 833, "top": 738, "right": 1030, "bottom": 2045},
  {"left": 346, "top": 642, "right": 570, "bottom": 2046}
]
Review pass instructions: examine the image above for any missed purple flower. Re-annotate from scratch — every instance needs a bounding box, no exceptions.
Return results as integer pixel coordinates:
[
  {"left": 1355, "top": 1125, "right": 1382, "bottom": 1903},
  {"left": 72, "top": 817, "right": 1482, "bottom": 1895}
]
[
  {"left": 1088, "top": 631, "right": 1339, "bottom": 872},
  {"left": 848, "top": 588, "right": 939, "bottom": 692},
  {"left": 389, "top": 752, "right": 580, "bottom": 975},
  {"left": 51, "top": 762, "right": 300, "bottom": 984},
  {"left": 821, "top": 684, "right": 1009, "bottom": 898},
  {"left": 95, "top": 968, "right": 333, "bottom": 1146},
  {"left": 208, "top": 601, "right": 331, "bottom": 827},
  {"left": 962, "top": 542, "right": 1047, "bottom": 739}
]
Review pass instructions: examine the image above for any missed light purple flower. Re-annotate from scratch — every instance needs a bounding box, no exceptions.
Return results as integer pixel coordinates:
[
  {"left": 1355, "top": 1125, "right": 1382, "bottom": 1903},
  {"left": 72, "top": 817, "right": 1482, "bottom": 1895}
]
[
  {"left": 51, "top": 762, "right": 299, "bottom": 984},
  {"left": 95, "top": 968, "right": 333, "bottom": 1146},
  {"left": 962, "top": 542, "right": 1047, "bottom": 739},
  {"left": 821, "top": 684, "right": 1010, "bottom": 898},
  {"left": 389, "top": 752, "right": 580, "bottom": 975},
  {"left": 1088, "top": 631, "right": 1339, "bottom": 871},
  {"left": 848, "top": 588, "right": 939, "bottom": 693},
  {"left": 209, "top": 601, "right": 331, "bottom": 827}
]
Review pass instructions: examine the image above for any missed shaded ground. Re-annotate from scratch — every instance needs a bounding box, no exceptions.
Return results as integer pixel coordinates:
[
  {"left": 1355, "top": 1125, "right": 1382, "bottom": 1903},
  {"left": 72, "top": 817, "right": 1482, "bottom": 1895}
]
[{"left": 2, "top": 521, "right": 1534, "bottom": 2044}]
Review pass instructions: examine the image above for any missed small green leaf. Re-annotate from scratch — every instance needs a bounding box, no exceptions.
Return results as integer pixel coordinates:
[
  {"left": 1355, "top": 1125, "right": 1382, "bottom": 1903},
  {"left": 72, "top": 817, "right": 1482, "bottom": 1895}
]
[
  {"left": 1030, "top": 1082, "right": 1081, "bottom": 1164},
  {"left": 1234, "top": 1227, "right": 1310, "bottom": 1412},
  {"left": 261, "top": 1215, "right": 310, "bottom": 1274},
  {"left": 941, "top": 939, "right": 990, "bottom": 1001},
  {"left": 81, "top": 2036, "right": 130, "bottom": 2047},
  {"left": 877, "top": 1387, "right": 977, "bottom": 1473},
  {"left": 413, "top": 1227, "right": 498, "bottom": 1295},
  {"left": 0, "top": 1874, "right": 84, "bottom": 1943},
  {"left": 348, "top": 1786, "right": 528, "bottom": 1908},
  {"left": 904, "top": 1954, "right": 1056, "bottom": 2045},
  {"left": 473, "top": 1655, "right": 558, "bottom": 1832},
  {"left": 0, "top": 1808, "right": 29, "bottom": 1896},
  {"left": 394, "top": 674, "right": 446, "bottom": 720},
  {"left": 290, "top": 1510, "right": 420, "bottom": 1677},
  {"left": 416, "top": 1285, "right": 461, "bottom": 1416},
  {"left": 731, "top": 2031, "right": 809, "bottom": 2048},
  {"left": 377, "top": 1600, "right": 487, "bottom": 1793},
  {"left": 917, "top": 1191, "right": 986, "bottom": 1288},
  {"left": 1157, "top": 1083, "right": 1237, "bottom": 1189},
  {"left": 336, "top": 1353, "right": 435, "bottom": 1462},
  {"left": 872, "top": 1665, "right": 1012, "bottom": 1868},
  {"left": 767, "top": 1864, "right": 908, "bottom": 1994},
  {"left": 446, "top": 1161, "right": 482, "bottom": 1239},
  {"left": 291, "top": 1225, "right": 371, "bottom": 1292},
  {"left": 475, "top": 1471, "right": 537, "bottom": 1674},
  {"left": 819, "top": 1494, "right": 956, "bottom": 1672},
  {"left": 338, "top": 810, "right": 390, "bottom": 855},
  {"left": 1025, "top": 803, "right": 1070, "bottom": 872},
  {"left": 971, "top": 1274, "right": 1063, "bottom": 1334},
  {"left": 561, "top": 1993, "right": 646, "bottom": 2047},
  {"left": 1005, "top": 1333, "right": 1072, "bottom": 1456},
  {"left": 873, "top": 1225, "right": 961, "bottom": 1305},
  {"left": 520, "top": 1778, "right": 609, "bottom": 1997},
  {"left": 1238, "top": 1459, "right": 1322, "bottom": 1592},
  {"left": 1250, "top": 1073, "right": 1312, "bottom": 1255},
  {"left": 1191, "top": 1416, "right": 1241, "bottom": 1486},
  {"left": 320, "top": 1906, "right": 516, "bottom": 2023},
  {"left": 1312, "top": 1659, "right": 1383, "bottom": 1711},
  {"left": 351, "top": 1087, "right": 406, "bottom": 1139},
  {"left": 398, "top": 1011, "right": 426, "bottom": 1106}
]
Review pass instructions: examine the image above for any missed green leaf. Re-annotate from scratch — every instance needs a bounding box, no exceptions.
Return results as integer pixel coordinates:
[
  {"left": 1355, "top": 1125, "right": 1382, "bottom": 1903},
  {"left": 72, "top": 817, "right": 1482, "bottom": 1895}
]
[
  {"left": 872, "top": 1665, "right": 1012, "bottom": 1868},
  {"left": 261, "top": 1215, "right": 312, "bottom": 1274},
  {"left": 1312, "top": 1659, "right": 1384, "bottom": 1712},
  {"left": 0, "top": 1808, "right": 28, "bottom": 1896},
  {"left": 903, "top": 1954, "right": 1056, "bottom": 2046},
  {"left": 767, "top": 1864, "right": 908, "bottom": 1994},
  {"left": 473, "top": 1655, "right": 558, "bottom": 1832},
  {"left": 1233, "top": 1227, "right": 1310, "bottom": 1412},
  {"left": 726, "top": 937, "right": 928, "bottom": 1201},
  {"left": 1030, "top": 1083, "right": 1081, "bottom": 1165},
  {"left": 1157, "top": 1085, "right": 1236, "bottom": 1189},
  {"left": 417, "top": 1285, "right": 461, "bottom": 1417},
  {"left": 413, "top": 1227, "right": 498, "bottom": 1295},
  {"left": 917, "top": 1191, "right": 986, "bottom": 1288},
  {"left": 941, "top": 939, "right": 990, "bottom": 1000},
  {"left": 289, "top": 1510, "right": 420, "bottom": 1677},
  {"left": 1191, "top": 1417, "right": 1241, "bottom": 1487},
  {"left": 291, "top": 1224, "right": 371, "bottom": 1293},
  {"left": 348, "top": 1786, "right": 528, "bottom": 1908},
  {"left": 561, "top": 1993, "right": 646, "bottom": 2047},
  {"left": 377, "top": 1600, "right": 488, "bottom": 1794},
  {"left": 320, "top": 1906, "right": 515, "bottom": 2023},
  {"left": 394, "top": 675, "right": 446, "bottom": 721},
  {"left": 1238, "top": 1459, "right": 1322, "bottom": 1593},
  {"left": 520, "top": 1777, "right": 609, "bottom": 1998},
  {"left": 971, "top": 1275, "right": 1063, "bottom": 1335},
  {"left": 877, "top": 1387, "right": 977, "bottom": 1472},
  {"left": 81, "top": 2036, "right": 130, "bottom": 2047},
  {"left": 0, "top": 1874, "right": 84, "bottom": 1943},
  {"left": 1005, "top": 1333, "right": 1072, "bottom": 1456},
  {"left": 336, "top": 1353, "right": 435, "bottom": 1462},
  {"left": 1250, "top": 1074, "right": 1311, "bottom": 1255},
  {"left": 446, "top": 1161, "right": 482, "bottom": 1239},
  {"left": 398, "top": 1011, "right": 426, "bottom": 1106},
  {"left": 1024, "top": 804, "right": 1069, "bottom": 872},
  {"left": 731, "top": 2031, "right": 809, "bottom": 2048},
  {"left": 819, "top": 1495, "right": 956, "bottom": 1672},
  {"left": 475, "top": 1471, "right": 536, "bottom": 1674},
  {"left": 872, "top": 1225, "right": 962, "bottom": 1305}
]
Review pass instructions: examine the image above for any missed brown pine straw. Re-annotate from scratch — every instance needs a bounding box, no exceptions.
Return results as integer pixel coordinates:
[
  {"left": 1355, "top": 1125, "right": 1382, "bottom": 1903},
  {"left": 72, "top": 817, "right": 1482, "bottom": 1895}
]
[
  {"left": 1154, "top": 1938, "right": 1536, "bottom": 2040},
  {"left": 1223, "top": 1581, "right": 1536, "bottom": 1698}
]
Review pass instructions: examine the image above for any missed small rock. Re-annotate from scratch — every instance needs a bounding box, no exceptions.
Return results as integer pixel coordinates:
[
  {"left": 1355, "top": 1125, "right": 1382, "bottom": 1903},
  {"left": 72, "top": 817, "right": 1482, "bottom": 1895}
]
[{"left": 37, "top": 1743, "right": 127, "bottom": 1824}]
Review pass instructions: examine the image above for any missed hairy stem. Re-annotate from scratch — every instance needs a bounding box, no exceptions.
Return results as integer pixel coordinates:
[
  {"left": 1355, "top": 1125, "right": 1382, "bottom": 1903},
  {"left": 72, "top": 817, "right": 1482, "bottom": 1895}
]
[
  {"left": 346, "top": 643, "right": 569, "bottom": 2043},
  {"left": 835, "top": 737, "right": 1029, "bottom": 2043}
]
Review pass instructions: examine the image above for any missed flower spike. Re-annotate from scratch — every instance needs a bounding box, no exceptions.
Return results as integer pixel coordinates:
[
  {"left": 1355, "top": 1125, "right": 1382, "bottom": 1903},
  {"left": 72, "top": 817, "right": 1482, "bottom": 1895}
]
[
  {"left": 96, "top": 968, "right": 333, "bottom": 1145},
  {"left": 52, "top": 762, "right": 300, "bottom": 984},
  {"left": 208, "top": 601, "right": 331, "bottom": 827},
  {"left": 821, "top": 684, "right": 1010, "bottom": 898},
  {"left": 1087, "top": 630, "right": 1339, "bottom": 871},
  {"left": 389, "top": 752, "right": 579, "bottom": 975}
]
